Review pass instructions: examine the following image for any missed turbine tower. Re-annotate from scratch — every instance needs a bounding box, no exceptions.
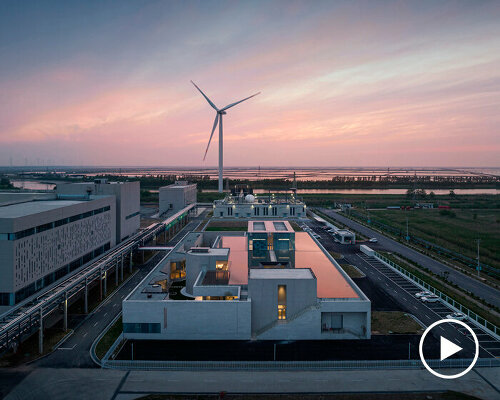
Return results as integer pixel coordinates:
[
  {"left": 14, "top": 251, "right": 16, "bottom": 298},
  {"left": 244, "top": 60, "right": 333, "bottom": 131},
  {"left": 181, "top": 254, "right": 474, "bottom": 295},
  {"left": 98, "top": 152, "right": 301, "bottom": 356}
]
[{"left": 191, "top": 81, "right": 260, "bottom": 193}]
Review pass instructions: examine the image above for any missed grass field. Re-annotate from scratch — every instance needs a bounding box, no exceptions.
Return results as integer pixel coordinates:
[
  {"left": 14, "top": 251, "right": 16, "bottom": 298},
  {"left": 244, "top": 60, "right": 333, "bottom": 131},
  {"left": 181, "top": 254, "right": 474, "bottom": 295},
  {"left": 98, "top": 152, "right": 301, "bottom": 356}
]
[
  {"left": 364, "top": 208, "right": 499, "bottom": 268},
  {"left": 205, "top": 220, "right": 303, "bottom": 232},
  {"left": 371, "top": 311, "right": 423, "bottom": 334},
  {"left": 339, "top": 264, "right": 364, "bottom": 279},
  {"left": 196, "top": 191, "right": 499, "bottom": 209},
  {"left": 205, "top": 220, "right": 248, "bottom": 231},
  {"left": 95, "top": 317, "right": 123, "bottom": 359}
]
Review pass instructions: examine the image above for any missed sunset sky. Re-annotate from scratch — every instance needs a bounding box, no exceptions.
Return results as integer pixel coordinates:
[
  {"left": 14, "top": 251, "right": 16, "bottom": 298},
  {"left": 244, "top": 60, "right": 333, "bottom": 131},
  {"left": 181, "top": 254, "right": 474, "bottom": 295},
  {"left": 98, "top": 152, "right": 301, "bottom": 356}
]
[{"left": 1, "top": 0, "right": 499, "bottom": 167}]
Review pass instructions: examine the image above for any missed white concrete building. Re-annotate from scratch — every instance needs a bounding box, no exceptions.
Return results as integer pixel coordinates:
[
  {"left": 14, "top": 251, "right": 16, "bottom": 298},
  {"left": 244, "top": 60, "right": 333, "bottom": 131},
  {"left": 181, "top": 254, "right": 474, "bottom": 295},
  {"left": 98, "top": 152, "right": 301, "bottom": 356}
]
[
  {"left": 56, "top": 179, "right": 140, "bottom": 242},
  {"left": 0, "top": 194, "right": 115, "bottom": 308},
  {"left": 213, "top": 192, "right": 306, "bottom": 218},
  {"left": 123, "top": 220, "right": 370, "bottom": 341},
  {"left": 159, "top": 181, "right": 197, "bottom": 217}
]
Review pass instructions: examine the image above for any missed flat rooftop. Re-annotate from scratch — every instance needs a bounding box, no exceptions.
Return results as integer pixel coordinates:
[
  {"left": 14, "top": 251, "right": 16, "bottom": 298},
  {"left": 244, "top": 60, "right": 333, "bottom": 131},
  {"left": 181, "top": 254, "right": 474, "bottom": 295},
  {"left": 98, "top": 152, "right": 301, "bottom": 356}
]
[
  {"left": 250, "top": 268, "right": 314, "bottom": 280},
  {"left": 295, "top": 233, "right": 358, "bottom": 298},
  {"left": 225, "top": 232, "right": 358, "bottom": 299},
  {"left": 248, "top": 220, "right": 294, "bottom": 233},
  {"left": 0, "top": 200, "right": 87, "bottom": 219},
  {"left": 223, "top": 236, "right": 248, "bottom": 286},
  {"left": 160, "top": 183, "right": 196, "bottom": 189}
]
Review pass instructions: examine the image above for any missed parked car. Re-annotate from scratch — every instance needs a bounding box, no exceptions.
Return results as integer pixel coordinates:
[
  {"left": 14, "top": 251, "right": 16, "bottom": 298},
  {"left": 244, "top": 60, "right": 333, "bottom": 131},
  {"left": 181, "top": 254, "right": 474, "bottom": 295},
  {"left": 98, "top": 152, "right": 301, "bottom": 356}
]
[
  {"left": 415, "top": 291, "right": 432, "bottom": 298},
  {"left": 421, "top": 295, "right": 440, "bottom": 303},
  {"left": 368, "top": 238, "right": 378, "bottom": 243},
  {"left": 446, "top": 312, "right": 467, "bottom": 321}
]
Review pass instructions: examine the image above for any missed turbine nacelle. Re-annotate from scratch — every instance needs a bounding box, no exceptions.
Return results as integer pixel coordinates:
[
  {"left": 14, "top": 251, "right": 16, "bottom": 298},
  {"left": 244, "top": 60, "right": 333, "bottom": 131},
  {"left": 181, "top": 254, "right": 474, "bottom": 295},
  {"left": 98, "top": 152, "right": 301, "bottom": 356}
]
[{"left": 218, "top": 110, "right": 227, "bottom": 115}]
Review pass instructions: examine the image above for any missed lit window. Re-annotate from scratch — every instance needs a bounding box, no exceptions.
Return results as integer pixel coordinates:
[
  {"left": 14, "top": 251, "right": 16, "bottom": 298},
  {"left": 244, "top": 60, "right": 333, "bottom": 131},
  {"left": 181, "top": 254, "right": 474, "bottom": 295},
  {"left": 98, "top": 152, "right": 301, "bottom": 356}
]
[{"left": 278, "top": 285, "right": 287, "bottom": 320}]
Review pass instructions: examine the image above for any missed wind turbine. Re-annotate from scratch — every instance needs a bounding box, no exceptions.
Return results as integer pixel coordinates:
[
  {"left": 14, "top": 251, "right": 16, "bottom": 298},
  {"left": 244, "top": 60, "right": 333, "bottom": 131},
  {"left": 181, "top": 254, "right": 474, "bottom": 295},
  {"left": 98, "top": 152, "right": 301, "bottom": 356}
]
[{"left": 191, "top": 81, "right": 260, "bottom": 193}]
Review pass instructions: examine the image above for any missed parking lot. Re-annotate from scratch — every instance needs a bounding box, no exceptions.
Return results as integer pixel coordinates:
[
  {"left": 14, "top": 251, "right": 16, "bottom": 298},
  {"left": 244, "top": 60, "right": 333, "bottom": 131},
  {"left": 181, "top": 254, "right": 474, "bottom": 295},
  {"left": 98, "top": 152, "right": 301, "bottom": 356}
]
[{"left": 301, "top": 217, "right": 500, "bottom": 359}]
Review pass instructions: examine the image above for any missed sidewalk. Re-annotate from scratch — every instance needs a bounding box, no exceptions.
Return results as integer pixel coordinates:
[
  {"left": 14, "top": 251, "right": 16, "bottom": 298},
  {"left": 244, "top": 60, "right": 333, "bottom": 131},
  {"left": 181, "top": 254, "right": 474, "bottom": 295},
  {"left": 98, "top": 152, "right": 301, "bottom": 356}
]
[{"left": 5, "top": 367, "right": 500, "bottom": 400}]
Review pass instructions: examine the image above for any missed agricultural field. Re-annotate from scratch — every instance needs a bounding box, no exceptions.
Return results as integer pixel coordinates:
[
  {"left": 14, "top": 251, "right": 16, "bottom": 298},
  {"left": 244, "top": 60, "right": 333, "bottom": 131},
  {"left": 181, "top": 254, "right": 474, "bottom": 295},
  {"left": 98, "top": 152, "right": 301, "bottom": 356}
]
[{"left": 366, "top": 208, "right": 500, "bottom": 268}]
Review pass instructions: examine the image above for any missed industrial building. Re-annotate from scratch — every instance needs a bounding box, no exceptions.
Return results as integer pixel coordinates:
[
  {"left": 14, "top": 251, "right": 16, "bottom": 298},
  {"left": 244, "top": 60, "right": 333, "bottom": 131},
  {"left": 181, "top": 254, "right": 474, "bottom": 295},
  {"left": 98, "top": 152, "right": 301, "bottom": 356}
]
[
  {"left": 159, "top": 181, "right": 197, "bottom": 217},
  {"left": 56, "top": 179, "right": 140, "bottom": 242},
  {"left": 312, "top": 212, "right": 356, "bottom": 244},
  {"left": 123, "top": 221, "right": 370, "bottom": 340},
  {"left": 0, "top": 194, "right": 116, "bottom": 308},
  {"left": 213, "top": 188, "right": 306, "bottom": 219},
  {"left": 333, "top": 229, "right": 356, "bottom": 244}
]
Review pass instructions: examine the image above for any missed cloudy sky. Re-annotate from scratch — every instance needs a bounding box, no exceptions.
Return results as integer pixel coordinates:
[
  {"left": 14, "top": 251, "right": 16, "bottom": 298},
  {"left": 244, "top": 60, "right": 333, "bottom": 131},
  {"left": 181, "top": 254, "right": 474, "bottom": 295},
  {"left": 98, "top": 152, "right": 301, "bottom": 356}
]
[{"left": 1, "top": 0, "right": 499, "bottom": 167}]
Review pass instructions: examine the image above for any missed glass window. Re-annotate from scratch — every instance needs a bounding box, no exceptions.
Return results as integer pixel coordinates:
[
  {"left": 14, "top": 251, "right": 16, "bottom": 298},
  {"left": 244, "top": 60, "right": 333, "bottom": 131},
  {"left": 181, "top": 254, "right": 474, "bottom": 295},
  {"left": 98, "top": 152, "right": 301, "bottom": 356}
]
[{"left": 278, "top": 285, "right": 287, "bottom": 320}]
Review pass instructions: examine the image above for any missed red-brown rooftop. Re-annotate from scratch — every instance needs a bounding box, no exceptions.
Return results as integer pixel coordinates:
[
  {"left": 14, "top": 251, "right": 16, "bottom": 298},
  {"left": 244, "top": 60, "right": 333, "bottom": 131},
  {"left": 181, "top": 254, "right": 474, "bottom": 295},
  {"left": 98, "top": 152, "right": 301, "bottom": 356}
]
[{"left": 222, "top": 231, "right": 359, "bottom": 299}]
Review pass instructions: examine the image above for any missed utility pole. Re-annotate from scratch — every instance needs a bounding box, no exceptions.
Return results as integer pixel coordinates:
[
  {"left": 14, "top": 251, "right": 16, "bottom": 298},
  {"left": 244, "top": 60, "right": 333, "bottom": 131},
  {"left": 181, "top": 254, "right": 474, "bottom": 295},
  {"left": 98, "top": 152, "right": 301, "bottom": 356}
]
[
  {"left": 476, "top": 239, "right": 481, "bottom": 277},
  {"left": 405, "top": 216, "right": 410, "bottom": 242}
]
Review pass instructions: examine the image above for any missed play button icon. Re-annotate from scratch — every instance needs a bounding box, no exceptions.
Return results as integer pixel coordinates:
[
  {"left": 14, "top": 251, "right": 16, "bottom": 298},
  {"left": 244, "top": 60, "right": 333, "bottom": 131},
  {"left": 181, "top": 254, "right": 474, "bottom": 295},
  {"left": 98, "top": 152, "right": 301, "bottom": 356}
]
[
  {"left": 419, "top": 319, "right": 479, "bottom": 379},
  {"left": 440, "top": 336, "right": 462, "bottom": 361}
]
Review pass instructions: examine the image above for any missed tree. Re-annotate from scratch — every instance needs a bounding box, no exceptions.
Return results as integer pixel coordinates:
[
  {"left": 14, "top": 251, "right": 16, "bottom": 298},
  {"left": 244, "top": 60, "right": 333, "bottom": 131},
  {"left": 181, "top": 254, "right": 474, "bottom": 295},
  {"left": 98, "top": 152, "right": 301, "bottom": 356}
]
[{"left": 449, "top": 189, "right": 456, "bottom": 197}]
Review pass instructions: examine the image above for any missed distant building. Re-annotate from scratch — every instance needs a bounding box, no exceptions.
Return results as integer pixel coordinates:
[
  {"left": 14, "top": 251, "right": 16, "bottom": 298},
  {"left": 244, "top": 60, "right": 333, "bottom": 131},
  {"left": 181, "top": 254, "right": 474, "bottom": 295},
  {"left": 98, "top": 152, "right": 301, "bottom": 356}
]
[
  {"left": 122, "top": 221, "right": 370, "bottom": 340},
  {"left": 213, "top": 191, "right": 306, "bottom": 218},
  {"left": 159, "top": 181, "right": 197, "bottom": 216},
  {"left": 0, "top": 194, "right": 116, "bottom": 308},
  {"left": 56, "top": 179, "right": 140, "bottom": 242},
  {"left": 332, "top": 229, "right": 356, "bottom": 244},
  {"left": 416, "top": 203, "right": 434, "bottom": 209},
  {"left": 335, "top": 203, "right": 352, "bottom": 211}
]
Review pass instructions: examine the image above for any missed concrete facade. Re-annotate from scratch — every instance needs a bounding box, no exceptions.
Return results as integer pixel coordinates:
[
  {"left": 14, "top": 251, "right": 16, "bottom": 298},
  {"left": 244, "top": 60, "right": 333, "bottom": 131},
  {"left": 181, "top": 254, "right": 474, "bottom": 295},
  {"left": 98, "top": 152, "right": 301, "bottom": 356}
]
[
  {"left": 123, "top": 298, "right": 252, "bottom": 340},
  {"left": 123, "top": 221, "right": 370, "bottom": 341},
  {"left": 56, "top": 180, "right": 140, "bottom": 242},
  {"left": 214, "top": 199, "right": 306, "bottom": 218},
  {"left": 159, "top": 181, "right": 197, "bottom": 217},
  {"left": 0, "top": 195, "right": 115, "bottom": 307}
]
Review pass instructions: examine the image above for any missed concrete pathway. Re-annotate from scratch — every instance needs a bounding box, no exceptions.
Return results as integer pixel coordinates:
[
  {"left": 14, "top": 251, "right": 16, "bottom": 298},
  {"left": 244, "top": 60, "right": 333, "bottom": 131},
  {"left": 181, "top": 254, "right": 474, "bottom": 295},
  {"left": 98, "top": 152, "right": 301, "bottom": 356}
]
[{"left": 4, "top": 367, "right": 499, "bottom": 400}]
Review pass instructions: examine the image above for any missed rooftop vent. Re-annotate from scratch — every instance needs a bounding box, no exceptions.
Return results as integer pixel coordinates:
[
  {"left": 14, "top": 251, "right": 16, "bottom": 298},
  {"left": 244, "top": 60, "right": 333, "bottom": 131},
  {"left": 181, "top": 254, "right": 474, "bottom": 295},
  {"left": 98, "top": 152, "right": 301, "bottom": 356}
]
[
  {"left": 273, "top": 221, "right": 287, "bottom": 231},
  {"left": 253, "top": 222, "right": 266, "bottom": 231}
]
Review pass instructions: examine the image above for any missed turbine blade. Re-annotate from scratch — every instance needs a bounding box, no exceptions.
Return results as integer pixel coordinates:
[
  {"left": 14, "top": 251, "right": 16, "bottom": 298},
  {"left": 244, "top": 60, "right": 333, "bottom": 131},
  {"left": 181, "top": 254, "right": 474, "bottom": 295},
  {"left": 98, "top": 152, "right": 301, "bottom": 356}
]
[
  {"left": 191, "top": 80, "right": 218, "bottom": 111},
  {"left": 203, "top": 114, "right": 219, "bottom": 160},
  {"left": 220, "top": 92, "right": 260, "bottom": 111}
]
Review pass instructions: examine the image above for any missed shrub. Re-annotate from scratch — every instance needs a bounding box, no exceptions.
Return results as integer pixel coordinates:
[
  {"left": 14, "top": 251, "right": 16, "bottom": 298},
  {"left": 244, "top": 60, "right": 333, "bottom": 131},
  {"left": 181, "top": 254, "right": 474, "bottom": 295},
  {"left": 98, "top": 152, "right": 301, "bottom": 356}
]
[{"left": 439, "top": 209, "right": 456, "bottom": 217}]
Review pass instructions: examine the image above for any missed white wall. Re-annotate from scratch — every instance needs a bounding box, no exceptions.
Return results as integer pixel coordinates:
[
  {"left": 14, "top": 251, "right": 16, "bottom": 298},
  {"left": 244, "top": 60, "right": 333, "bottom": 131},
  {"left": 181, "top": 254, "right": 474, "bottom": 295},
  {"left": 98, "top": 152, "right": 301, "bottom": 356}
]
[
  {"left": 214, "top": 203, "right": 305, "bottom": 218},
  {"left": 159, "top": 184, "right": 197, "bottom": 216},
  {"left": 248, "top": 275, "right": 317, "bottom": 334},
  {"left": 256, "top": 299, "right": 370, "bottom": 340},
  {"left": 56, "top": 181, "right": 140, "bottom": 242},
  {"left": 113, "top": 181, "right": 140, "bottom": 241},
  {"left": 0, "top": 196, "right": 115, "bottom": 293},
  {"left": 123, "top": 298, "right": 252, "bottom": 340}
]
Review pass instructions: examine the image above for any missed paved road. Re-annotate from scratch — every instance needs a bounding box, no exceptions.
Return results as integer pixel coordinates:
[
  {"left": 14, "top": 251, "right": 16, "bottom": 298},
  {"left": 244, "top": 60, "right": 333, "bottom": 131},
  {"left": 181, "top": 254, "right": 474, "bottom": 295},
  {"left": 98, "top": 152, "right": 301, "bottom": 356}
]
[
  {"left": 4, "top": 367, "right": 500, "bottom": 400},
  {"left": 34, "top": 210, "right": 208, "bottom": 369},
  {"left": 303, "top": 219, "right": 498, "bottom": 359},
  {"left": 319, "top": 208, "right": 500, "bottom": 308}
]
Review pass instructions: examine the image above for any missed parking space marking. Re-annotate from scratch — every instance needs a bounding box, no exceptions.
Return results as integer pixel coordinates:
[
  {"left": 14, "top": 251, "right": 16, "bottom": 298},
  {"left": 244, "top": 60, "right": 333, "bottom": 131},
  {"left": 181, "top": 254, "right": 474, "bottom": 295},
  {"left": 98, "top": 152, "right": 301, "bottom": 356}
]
[{"left": 354, "top": 253, "right": 498, "bottom": 359}]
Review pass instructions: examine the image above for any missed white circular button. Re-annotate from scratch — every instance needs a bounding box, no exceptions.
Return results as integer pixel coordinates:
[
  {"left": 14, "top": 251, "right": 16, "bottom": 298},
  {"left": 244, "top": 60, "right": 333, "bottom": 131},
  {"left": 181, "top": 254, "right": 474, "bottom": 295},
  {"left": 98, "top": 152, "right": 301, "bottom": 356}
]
[{"left": 419, "top": 319, "right": 479, "bottom": 379}]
